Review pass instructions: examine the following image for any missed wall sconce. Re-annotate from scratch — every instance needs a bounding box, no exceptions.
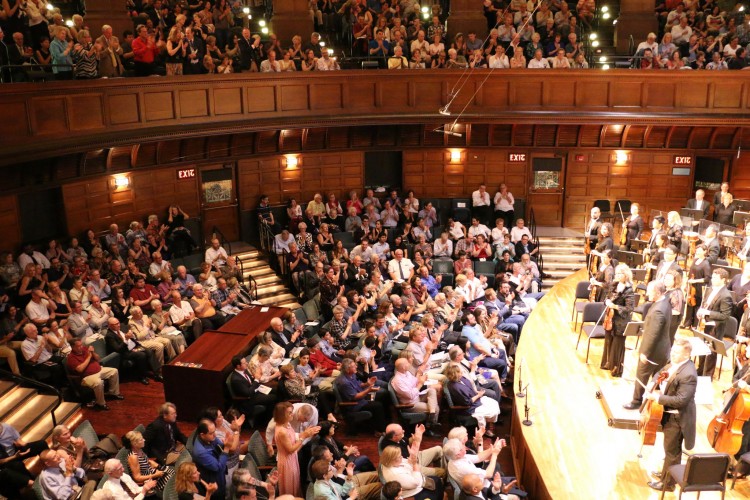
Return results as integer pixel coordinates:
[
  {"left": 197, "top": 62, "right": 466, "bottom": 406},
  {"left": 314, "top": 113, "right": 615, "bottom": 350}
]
[
  {"left": 285, "top": 155, "right": 299, "bottom": 168},
  {"left": 450, "top": 150, "right": 461, "bottom": 163},
  {"left": 114, "top": 176, "right": 130, "bottom": 188},
  {"left": 614, "top": 151, "right": 629, "bottom": 165}
]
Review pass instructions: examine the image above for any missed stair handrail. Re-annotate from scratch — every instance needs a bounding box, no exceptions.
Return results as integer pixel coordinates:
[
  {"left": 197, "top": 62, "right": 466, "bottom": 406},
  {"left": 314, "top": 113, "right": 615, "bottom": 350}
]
[
  {"left": 528, "top": 208, "right": 544, "bottom": 276},
  {"left": 0, "top": 368, "right": 63, "bottom": 427},
  {"left": 211, "top": 225, "right": 232, "bottom": 257}
]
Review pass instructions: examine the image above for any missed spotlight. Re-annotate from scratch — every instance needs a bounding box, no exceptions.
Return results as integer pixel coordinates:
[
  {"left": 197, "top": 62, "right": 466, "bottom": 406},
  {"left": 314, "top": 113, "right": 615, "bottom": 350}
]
[
  {"left": 589, "top": 33, "right": 597, "bottom": 40},
  {"left": 592, "top": 40, "right": 600, "bottom": 47},
  {"left": 438, "top": 106, "right": 451, "bottom": 116},
  {"left": 740, "top": 5, "right": 745, "bottom": 11},
  {"left": 242, "top": 6, "right": 250, "bottom": 14},
  {"left": 421, "top": 6, "right": 429, "bottom": 13},
  {"left": 258, "top": 19, "right": 266, "bottom": 27},
  {"left": 602, "top": 64, "right": 610, "bottom": 70},
  {"left": 114, "top": 176, "right": 130, "bottom": 188},
  {"left": 261, "top": 27, "right": 268, "bottom": 34},
  {"left": 613, "top": 19, "right": 617, "bottom": 25},
  {"left": 423, "top": 12, "right": 429, "bottom": 19},
  {"left": 46, "top": 3, "right": 53, "bottom": 9},
  {"left": 65, "top": 19, "right": 74, "bottom": 27},
  {"left": 320, "top": 41, "right": 326, "bottom": 48},
  {"left": 602, "top": 12, "right": 611, "bottom": 19},
  {"left": 599, "top": 56, "right": 607, "bottom": 62},
  {"left": 285, "top": 156, "right": 298, "bottom": 168},
  {"left": 601, "top": 5, "right": 609, "bottom": 12},
  {"left": 450, "top": 150, "right": 461, "bottom": 162}
]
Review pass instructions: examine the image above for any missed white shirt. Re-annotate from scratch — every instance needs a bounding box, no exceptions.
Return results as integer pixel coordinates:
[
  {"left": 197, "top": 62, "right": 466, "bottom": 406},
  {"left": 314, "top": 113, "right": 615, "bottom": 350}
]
[
  {"left": 527, "top": 57, "right": 550, "bottom": 68},
  {"left": 433, "top": 239, "right": 453, "bottom": 258},
  {"left": 372, "top": 241, "right": 390, "bottom": 259},
  {"left": 388, "top": 258, "right": 415, "bottom": 283},
  {"left": 103, "top": 474, "right": 148, "bottom": 500},
  {"left": 25, "top": 299, "right": 51, "bottom": 323},
  {"left": 493, "top": 191, "right": 514, "bottom": 211},
  {"left": 274, "top": 234, "right": 295, "bottom": 254},
  {"left": 205, "top": 247, "right": 228, "bottom": 267},
  {"left": 472, "top": 190, "right": 491, "bottom": 207},
  {"left": 510, "top": 226, "right": 532, "bottom": 243},
  {"left": 448, "top": 454, "right": 488, "bottom": 488},
  {"left": 169, "top": 301, "right": 195, "bottom": 325},
  {"left": 265, "top": 402, "right": 318, "bottom": 445},
  {"left": 703, "top": 285, "right": 724, "bottom": 311},
  {"left": 22, "top": 336, "right": 52, "bottom": 363},
  {"left": 148, "top": 260, "right": 171, "bottom": 277},
  {"left": 449, "top": 221, "right": 466, "bottom": 240},
  {"left": 18, "top": 251, "right": 50, "bottom": 270},
  {"left": 468, "top": 224, "right": 491, "bottom": 239}
]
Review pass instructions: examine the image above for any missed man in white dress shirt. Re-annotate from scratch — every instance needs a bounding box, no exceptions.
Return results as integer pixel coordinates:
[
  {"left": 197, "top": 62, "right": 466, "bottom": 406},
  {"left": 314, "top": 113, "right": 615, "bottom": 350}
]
[{"left": 471, "top": 184, "right": 492, "bottom": 226}]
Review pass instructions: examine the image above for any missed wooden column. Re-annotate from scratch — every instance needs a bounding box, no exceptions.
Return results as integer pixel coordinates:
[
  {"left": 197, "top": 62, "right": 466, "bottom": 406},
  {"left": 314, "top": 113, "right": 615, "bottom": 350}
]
[
  {"left": 83, "top": 0, "right": 132, "bottom": 40},
  {"left": 272, "top": 0, "right": 312, "bottom": 46},
  {"left": 614, "top": 0, "right": 658, "bottom": 54},
  {"left": 449, "top": 0, "right": 488, "bottom": 39}
]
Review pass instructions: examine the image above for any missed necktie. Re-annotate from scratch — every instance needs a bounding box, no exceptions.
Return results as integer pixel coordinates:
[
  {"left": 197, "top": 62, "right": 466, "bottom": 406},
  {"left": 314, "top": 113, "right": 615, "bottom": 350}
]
[
  {"left": 120, "top": 478, "right": 139, "bottom": 499},
  {"left": 399, "top": 262, "right": 405, "bottom": 280}
]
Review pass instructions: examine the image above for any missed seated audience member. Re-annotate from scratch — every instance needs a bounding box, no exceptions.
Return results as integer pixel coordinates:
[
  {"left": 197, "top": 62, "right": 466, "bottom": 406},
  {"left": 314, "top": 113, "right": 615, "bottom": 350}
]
[
  {"left": 190, "top": 284, "right": 226, "bottom": 330},
  {"left": 0, "top": 421, "right": 48, "bottom": 498},
  {"left": 447, "top": 346, "right": 505, "bottom": 404},
  {"left": 25, "top": 288, "right": 56, "bottom": 327},
  {"left": 509, "top": 219, "right": 532, "bottom": 244},
  {"left": 443, "top": 437, "right": 507, "bottom": 488},
  {"left": 21, "top": 323, "right": 66, "bottom": 383},
  {"left": 380, "top": 446, "right": 444, "bottom": 500},
  {"left": 123, "top": 430, "right": 175, "bottom": 495},
  {"left": 311, "top": 420, "right": 375, "bottom": 472},
  {"left": 104, "top": 317, "right": 156, "bottom": 385},
  {"left": 228, "top": 355, "right": 278, "bottom": 422},
  {"left": 169, "top": 290, "right": 203, "bottom": 342},
  {"left": 129, "top": 305, "right": 175, "bottom": 367},
  {"left": 445, "top": 365, "right": 502, "bottom": 437},
  {"left": 248, "top": 346, "right": 282, "bottom": 385},
  {"left": 67, "top": 337, "right": 124, "bottom": 410},
  {"left": 144, "top": 402, "right": 188, "bottom": 466},
  {"left": 308, "top": 445, "right": 382, "bottom": 500},
  {"left": 231, "top": 467, "right": 278, "bottom": 499},
  {"left": 335, "top": 358, "right": 387, "bottom": 433},
  {"left": 39, "top": 448, "right": 97, "bottom": 500},
  {"left": 310, "top": 458, "right": 358, "bottom": 500},
  {"left": 89, "top": 295, "right": 114, "bottom": 332},
  {"left": 149, "top": 300, "right": 188, "bottom": 354},
  {"left": 459, "top": 472, "right": 520, "bottom": 500},
  {"left": 129, "top": 276, "right": 160, "bottom": 314},
  {"left": 175, "top": 266, "right": 198, "bottom": 298},
  {"left": 265, "top": 402, "right": 320, "bottom": 451},
  {"left": 379, "top": 423, "right": 445, "bottom": 478},
  {"left": 102, "top": 458, "right": 157, "bottom": 498},
  {"left": 176, "top": 461, "right": 221, "bottom": 499}
]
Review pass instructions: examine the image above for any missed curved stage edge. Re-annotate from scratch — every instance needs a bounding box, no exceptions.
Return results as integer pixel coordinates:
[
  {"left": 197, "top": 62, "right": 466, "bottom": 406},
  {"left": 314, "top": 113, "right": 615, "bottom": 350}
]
[{"left": 509, "top": 268, "right": 750, "bottom": 499}]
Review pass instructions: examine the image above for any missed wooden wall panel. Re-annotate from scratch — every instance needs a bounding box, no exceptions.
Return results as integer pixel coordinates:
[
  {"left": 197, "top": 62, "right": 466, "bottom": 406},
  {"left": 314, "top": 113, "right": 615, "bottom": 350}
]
[
  {"left": 562, "top": 150, "right": 692, "bottom": 228},
  {"left": 731, "top": 154, "right": 750, "bottom": 201},
  {"left": 63, "top": 167, "right": 200, "bottom": 236},
  {"left": 0, "top": 196, "right": 21, "bottom": 250},
  {"left": 237, "top": 151, "right": 364, "bottom": 210},
  {"left": 403, "top": 149, "right": 529, "bottom": 199}
]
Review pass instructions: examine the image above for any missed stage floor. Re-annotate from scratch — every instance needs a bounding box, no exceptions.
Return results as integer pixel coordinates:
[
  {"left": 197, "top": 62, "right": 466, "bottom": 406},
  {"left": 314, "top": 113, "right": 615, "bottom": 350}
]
[{"left": 512, "top": 268, "right": 750, "bottom": 499}]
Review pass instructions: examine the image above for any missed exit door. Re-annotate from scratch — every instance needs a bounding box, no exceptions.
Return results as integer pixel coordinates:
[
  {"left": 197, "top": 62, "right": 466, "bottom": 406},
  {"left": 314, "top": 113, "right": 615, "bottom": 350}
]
[{"left": 527, "top": 156, "right": 565, "bottom": 226}]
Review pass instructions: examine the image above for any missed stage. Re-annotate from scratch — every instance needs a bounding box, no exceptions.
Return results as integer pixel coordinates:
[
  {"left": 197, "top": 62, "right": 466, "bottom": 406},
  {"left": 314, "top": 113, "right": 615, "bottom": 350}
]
[{"left": 509, "top": 268, "right": 750, "bottom": 499}]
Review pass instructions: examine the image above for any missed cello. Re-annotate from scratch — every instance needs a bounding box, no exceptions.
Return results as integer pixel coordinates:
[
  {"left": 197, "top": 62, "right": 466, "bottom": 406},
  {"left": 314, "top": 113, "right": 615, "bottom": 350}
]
[
  {"left": 706, "top": 344, "right": 750, "bottom": 454},
  {"left": 639, "top": 370, "right": 669, "bottom": 447}
]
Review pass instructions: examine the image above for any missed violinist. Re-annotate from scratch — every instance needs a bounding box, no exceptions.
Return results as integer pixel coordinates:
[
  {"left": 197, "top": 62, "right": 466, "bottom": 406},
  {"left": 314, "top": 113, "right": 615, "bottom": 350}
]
[
  {"left": 646, "top": 234, "right": 668, "bottom": 271},
  {"left": 589, "top": 249, "right": 614, "bottom": 302},
  {"left": 592, "top": 223, "right": 614, "bottom": 256},
  {"left": 696, "top": 268, "right": 735, "bottom": 378},
  {"left": 600, "top": 263, "right": 634, "bottom": 378},
  {"left": 621, "top": 203, "right": 644, "bottom": 250},
  {"left": 666, "top": 211, "right": 683, "bottom": 254},
  {"left": 645, "top": 339, "right": 697, "bottom": 492},
  {"left": 585, "top": 206, "right": 603, "bottom": 256},
  {"left": 653, "top": 245, "right": 682, "bottom": 283},
  {"left": 704, "top": 225, "right": 721, "bottom": 265},
  {"left": 728, "top": 262, "right": 750, "bottom": 321},
  {"left": 643, "top": 216, "right": 665, "bottom": 259},
  {"left": 683, "top": 244, "right": 712, "bottom": 329},
  {"left": 664, "top": 270, "right": 685, "bottom": 346}
]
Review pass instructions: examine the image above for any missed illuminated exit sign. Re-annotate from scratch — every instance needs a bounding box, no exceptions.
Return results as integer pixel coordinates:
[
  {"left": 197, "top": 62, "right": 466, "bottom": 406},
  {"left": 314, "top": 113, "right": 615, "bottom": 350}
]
[
  {"left": 673, "top": 156, "right": 692, "bottom": 165},
  {"left": 508, "top": 153, "right": 526, "bottom": 162},
  {"left": 177, "top": 168, "right": 196, "bottom": 180}
]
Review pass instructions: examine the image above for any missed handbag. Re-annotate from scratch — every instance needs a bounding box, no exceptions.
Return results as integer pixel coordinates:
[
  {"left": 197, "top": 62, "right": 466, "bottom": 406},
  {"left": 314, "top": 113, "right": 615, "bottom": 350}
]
[{"left": 422, "top": 475, "right": 436, "bottom": 491}]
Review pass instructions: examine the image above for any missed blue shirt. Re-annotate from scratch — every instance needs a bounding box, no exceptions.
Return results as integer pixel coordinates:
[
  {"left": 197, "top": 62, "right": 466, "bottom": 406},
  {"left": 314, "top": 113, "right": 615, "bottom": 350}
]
[
  {"left": 193, "top": 437, "right": 228, "bottom": 496},
  {"left": 50, "top": 38, "right": 73, "bottom": 74},
  {"left": 336, "top": 373, "right": 366, "bottom": 410},
  {"left": 422, "top": 275, "right": 441, "bottom": 298},
  {"left": 461, "top": 324, "right": 491, "bottom": 359}
]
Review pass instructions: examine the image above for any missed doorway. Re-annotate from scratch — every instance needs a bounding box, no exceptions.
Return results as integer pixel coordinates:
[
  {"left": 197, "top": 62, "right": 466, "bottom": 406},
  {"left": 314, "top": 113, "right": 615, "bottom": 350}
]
[
  {"left": 199, "top": 165, "right": 239, "bottom": 243},
  {"left": 527, "top": 156, "right": 565, "bottom": 226}
]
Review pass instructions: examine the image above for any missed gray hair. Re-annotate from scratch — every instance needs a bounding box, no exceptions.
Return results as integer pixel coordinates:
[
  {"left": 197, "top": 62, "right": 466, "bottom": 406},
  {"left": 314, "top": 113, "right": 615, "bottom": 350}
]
[{"left": 443, "top": 438, "right": 463, "bottom": 460}]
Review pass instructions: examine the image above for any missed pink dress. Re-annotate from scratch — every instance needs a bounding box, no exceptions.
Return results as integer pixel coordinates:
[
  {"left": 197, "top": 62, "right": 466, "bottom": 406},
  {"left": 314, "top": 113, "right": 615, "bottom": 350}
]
[{"left": 275, "top": 423, "right": 301, "bottom": 496}]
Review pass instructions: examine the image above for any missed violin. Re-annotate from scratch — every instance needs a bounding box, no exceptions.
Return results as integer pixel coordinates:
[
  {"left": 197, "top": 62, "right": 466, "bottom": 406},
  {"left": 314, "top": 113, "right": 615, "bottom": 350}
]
[
  {"left": 639, "top": 370, "right": 668, "bottom": 447},
  {"left": 687, "top": 273, "right": 697, "bottom": 307},
  {"left": 707, "top": 347, "right": 750, "bottom": 454},
  {"left": 620, "top": 217, "right": 630, "bottom": 247},
  {"left": 603, "top": 303, "right": 614, "bottom": 331}
]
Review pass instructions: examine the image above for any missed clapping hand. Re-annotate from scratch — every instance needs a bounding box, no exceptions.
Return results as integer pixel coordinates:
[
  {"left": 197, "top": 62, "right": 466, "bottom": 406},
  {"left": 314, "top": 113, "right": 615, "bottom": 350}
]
[
  {"left": 346, "top": 462, "right": 355, "bottom": 476},
  {"left": 202, "top": 480, "right": 219, "bottom": 496},
  {"left": 491, "top": 472, "right": 503, "bottom": 491}
]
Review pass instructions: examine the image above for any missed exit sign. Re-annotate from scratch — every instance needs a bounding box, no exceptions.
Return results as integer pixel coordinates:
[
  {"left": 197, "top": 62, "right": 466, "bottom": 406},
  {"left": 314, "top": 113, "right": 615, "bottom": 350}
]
[
  {"left": 673, "top": 156, "right": 692, "bottom": 165},
  {"left": 508, "top": 153, "right": 526, "bottom": 162},
  {"left": 177, "top": 168, "right": 196, "bottom": 180}
]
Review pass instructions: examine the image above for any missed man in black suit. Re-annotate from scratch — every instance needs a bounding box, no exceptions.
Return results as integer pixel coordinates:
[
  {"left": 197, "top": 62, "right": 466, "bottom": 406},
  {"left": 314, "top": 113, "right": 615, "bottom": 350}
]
[
  {"left": 703, "top": 225, "right": 721, "bottom": 265},
  {"left": 143, "top": 402, "right": 188, "bottom": 465},
  {"left": 653, "top": 245, "right": 682, "bottom": 283},
  {"left": 646, "top": 338, "right": 697, "bottom": 492},
  {"left": 686, "top": 189, "right": 710, "bottom": 220},
  {"left": 644, "top": 216, "right": 666, "bottom": 258},
  {"left": 713, "top": 182, "right": 730, "bottom": 213},
  {"left": 459, "top": 473, "right": 518, "bottom": 500},
  {"left": 696, "top": 268, "right": 735, "bottom": 377},
  {"left": 514, "top": 234, "right": 538, "bottom": 263},
  {"left": 624, "top": 281, "right": 672, "bottom": 409},
  {"left": 103, "top": 317, "right": 156, "bottom": 385},
  {"left": 269, "top": 316, "right": 301, "bottom": 356},
  {"left": 228, "top": 355, "right": 277, "bottom": 422}
]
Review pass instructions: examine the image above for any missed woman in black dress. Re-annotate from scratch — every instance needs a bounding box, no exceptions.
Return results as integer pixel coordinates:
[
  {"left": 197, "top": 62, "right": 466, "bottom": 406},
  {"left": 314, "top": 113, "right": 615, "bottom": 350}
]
[
  {"left": 664, "top": 269, "right": 685, "bottom": 346},
  {"left": 601, "top": 263, "right": 634, "bottom": 377},
  {"left": 684, "top": 244, "right": 712, "bottom": 328},
  {"left": 715, "top": 192, "right": 738, "bottom": 227},
  {"left": 666, "top": 211, "right": 684, "bottom": 253},
  {"left": 589, "top": 249, "right": 614, "bottom": 302},
  {"left": 621, "top": 203, "right": 645, "bottom": 250}
]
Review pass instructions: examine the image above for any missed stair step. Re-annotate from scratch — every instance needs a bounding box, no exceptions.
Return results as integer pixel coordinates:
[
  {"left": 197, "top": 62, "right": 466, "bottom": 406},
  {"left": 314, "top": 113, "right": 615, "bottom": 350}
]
[
  {"left": 257, "top": 293, "right": 298, "bottom": 306},
  {"left": 252, "top": 274, "right": 284, "bottom": 286},
  {"left": 540, "top": 253, "right": 586, "bottom": 261},
  {"left": 544, "top": 262, "right": 586, "bottom": 270},
  {"left": 537, "top": 237, "right": 583, "bottom": 245},
  {"left": 6, "top": 394, "right": 59, "bottom": 435},
  {"left": 241, "top": 259, "right": 273, "bottom": 270},
  {"left": 256, "top": 284, "right": 290, "bottom": 297},
  {"left": 0, "top": 386, "right": 37, "bottom": 422},
  {"left": 23, "top": 403, "right": 82, "bottom": 442},
  {"left": 235, "top": 250, "right": 261, "bottom": 260},
  {"left": 0, "top": 380, "right": 16, "bottom": 398}
]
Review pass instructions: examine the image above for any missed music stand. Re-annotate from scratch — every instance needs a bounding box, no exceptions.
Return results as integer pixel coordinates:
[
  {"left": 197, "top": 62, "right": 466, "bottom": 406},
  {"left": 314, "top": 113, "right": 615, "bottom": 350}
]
[
  {"left": 691, "top": 328, "right": 734, "bottom": 379},
  {"left": 630, "top": 239, "right": 648, "bottom": 252},
  {"left": 711, "top": 263, "right": 742, "bottom": 280},
  {"left": 733, "top": 211, "right": 750, "bottom": 227},
  {"left": 734, "top": 199, "right": 750, "bottom": 212},
  {"left": 631, "top": 268, "right": 647, "bottom": 282},
  {"left": 616, "top": 250, "right": 644, "bottom": 268},
  {"left": 680, "top": 208, "right": 705, "bottom": 222},
  {"left": 624, "top": 321, "right": 644, "bottom": 349}
]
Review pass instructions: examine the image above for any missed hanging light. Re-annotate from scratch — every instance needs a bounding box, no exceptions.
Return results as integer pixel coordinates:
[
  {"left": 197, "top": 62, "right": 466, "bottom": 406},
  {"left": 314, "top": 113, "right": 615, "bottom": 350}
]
[{"left": 258, "top": 20, "right": 266, "bottom": 27}]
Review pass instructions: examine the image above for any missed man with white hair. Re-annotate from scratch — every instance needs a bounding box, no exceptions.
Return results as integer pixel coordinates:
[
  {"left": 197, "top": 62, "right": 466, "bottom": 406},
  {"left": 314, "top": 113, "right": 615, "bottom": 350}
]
[
  {"left": 102, "top": 457, "right": 157, "bottom": 499},
  {"left": 443, "top": 437, "right": 508, "bottom": 490},
  {"left": 39, "top": 448, "right": 97, "bottom": 499},
  {"left": 636, "top": 32, "right": 658, "bottom": 55},
  {"left": 459, "top": 472, "right": 519, "bottom": 500},
  {"left": 205, "top": 238, "right": 229, "bottom": 270},
  {"left": 96, "top": 24, "right": 124, "bottom": 77},
  {"left": 391, "top": 358, "right": 440, "bottom": 434},
  {"left": 265, "top": 402, "right": 320, "bottom": 454},
  {"left": 379, "top": 423, "right": 445, "bottom": 478}
]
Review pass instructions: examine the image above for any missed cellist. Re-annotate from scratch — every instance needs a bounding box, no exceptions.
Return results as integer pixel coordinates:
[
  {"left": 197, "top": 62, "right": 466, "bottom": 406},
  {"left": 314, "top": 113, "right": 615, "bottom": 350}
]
[{"left": 730, "top": 339, "right": 750, "bottom": 478}]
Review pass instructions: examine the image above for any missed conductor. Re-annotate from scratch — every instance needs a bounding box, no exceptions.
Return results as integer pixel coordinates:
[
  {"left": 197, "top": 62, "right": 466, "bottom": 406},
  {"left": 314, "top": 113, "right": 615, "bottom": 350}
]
[
  {"left": 623, "top": 281, "right": 672, "bottom": 410},
  {"left": 645, "top": 338, "right": 698, "bottom": 492}
]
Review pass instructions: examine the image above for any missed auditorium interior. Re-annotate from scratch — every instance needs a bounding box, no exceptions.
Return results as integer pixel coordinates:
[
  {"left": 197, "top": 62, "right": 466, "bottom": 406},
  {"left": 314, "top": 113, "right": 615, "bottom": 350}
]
[{"left": 2, "top": 0, "right": 750, "bottom": 498}]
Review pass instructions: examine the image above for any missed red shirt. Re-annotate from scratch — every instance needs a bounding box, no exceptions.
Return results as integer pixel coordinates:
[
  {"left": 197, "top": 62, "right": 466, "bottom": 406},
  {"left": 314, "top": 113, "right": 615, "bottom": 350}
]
[
  {"left": 132, "top": 36, "right": 159, "bottom": 63},
  {"left": 67, "top": 349, "right": 101, "bottom": 377},
  {"left": 310, "top": 349, "right": 338, "bottom": 376},
  {"left": 129, "top": 284, "right": 159, "bottom": 311}
]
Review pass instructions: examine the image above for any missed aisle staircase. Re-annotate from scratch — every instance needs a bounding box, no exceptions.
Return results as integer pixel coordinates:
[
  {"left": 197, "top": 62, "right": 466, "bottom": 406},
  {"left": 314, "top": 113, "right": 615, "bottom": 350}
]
[
  {"left": 232, "top": 243, "right": 301, "bottom": 309},
  {"left": 0, "top": 378, "right": 81, "bottom": 459},
  {"left": 538, "top": 236, "right": 587, "bottom": 290}
]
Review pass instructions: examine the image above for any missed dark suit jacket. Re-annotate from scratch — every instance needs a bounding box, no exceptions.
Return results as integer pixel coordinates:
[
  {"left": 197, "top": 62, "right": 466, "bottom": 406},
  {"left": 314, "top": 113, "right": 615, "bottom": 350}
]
[
  {"left": 705, "top": 237, "right": 720, "bottom": 264},
  {"left": 143, "top": 416, "right": 188, "bottom": 463},
  {"left": 639, "top": 297, "right": 671, "bottom": 366},
  {"left": 703, "top": 286, "right": 735, "bottom": 340},
  {"left": 229, "top": 369, "right": 260, "bottom": 398},
  {"left": 659, "top": 360, "right": 697, "bottom": 450},
  {"left": 458, "top": 490, "right": 503, "bottom": 500},
  {"left": 686, "top": 198, "right": 710, "bottom": 219},
  {"left": 586, "top": 219, "right": 603, "bottom": 248},
  {"left": 104, "top": 328, "right": 133, "bottom": 355}
]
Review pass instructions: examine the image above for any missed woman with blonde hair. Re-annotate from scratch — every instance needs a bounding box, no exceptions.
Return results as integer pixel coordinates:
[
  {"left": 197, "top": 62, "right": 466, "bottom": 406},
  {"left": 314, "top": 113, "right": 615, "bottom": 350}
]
[
  {"left": 123, "top": 430, "right": 174, "bottom": 493},
  {"left": 445, "top": 364, "right": 501, "bottom": 437},
  {"left": 274, "top": 402, "right": 321, "bottom": 496},
  {"left": 380, "top": 446, "right": 444, "bottom": 500},
  {"left": 600, "top": 263, "right": 634, "bottom": 377},
  {"left": 666, "top": 210, "right": 683, "bottom": 251},
  {"left": 165, "top": 27, "right": 187, "bottom": 75},
  {"left": 175, "top": 461, "right": 218, "bottom": 499}
]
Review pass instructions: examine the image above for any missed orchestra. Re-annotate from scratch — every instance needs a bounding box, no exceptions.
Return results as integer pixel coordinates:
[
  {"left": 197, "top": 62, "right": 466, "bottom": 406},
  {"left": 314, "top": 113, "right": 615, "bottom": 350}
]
[{"left": 581, "top": 185, "right": 750, "bottom": 484}]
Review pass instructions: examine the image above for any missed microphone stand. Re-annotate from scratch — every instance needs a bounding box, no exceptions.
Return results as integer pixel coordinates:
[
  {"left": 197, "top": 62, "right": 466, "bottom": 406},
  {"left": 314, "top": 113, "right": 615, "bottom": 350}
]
[
  {"left": 516, "top": 358, "right": 525, "bottom": 398},
  {"left": 522, "top": 383, "right": 532, "bottom": 426}
]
